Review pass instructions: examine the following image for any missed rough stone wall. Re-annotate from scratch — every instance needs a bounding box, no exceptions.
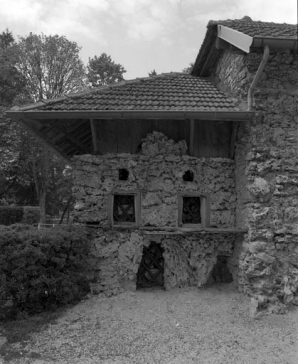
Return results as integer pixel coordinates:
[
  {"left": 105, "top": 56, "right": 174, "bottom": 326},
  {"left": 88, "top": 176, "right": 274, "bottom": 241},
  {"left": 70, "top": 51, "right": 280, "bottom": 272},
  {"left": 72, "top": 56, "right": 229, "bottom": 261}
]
[
  {"left": 214, "top": 50, "right": 298, "bottom": 312},
  {"left": 72, "top": 132, "right": 239, "bottom": 294},
  {"left": 72, "top": 132, "right": 236, "bottom": 228},
  {"left": 89, "top": 228, "right": 238, "bottom": 296}
]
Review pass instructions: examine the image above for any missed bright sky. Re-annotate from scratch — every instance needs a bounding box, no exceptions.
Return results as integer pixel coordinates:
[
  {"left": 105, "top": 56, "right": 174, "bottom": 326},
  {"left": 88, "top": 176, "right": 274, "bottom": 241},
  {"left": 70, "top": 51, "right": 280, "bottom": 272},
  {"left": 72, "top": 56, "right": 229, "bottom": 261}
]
[{"left": 0, "top": 0, "right": 297, "bottom": 79}]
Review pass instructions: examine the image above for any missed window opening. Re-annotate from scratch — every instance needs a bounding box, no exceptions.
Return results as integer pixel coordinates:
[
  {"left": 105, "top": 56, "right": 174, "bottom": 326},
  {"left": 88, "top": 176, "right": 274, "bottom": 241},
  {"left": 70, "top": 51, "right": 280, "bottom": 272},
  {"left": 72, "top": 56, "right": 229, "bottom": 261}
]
[
  {"left": 183, "top": 170, "right": 194, "bottom": 182},
  {"left": 182, "top": 196, "right": 201, "bottom": 224},
  {"left": 108, "top": 190, "right": 141, "bottom": 226},
  {"left": 178, "top": 193, "right": 210, "bottom": 227},
  {"left": 113, "top": 194, "right": 135, "bottom": 223},
  {"left": 119, "top": 168, "right": 129, "bottom": 181},
  {"left": 137, "top": 241, "right": 164, "bottom": 289}
]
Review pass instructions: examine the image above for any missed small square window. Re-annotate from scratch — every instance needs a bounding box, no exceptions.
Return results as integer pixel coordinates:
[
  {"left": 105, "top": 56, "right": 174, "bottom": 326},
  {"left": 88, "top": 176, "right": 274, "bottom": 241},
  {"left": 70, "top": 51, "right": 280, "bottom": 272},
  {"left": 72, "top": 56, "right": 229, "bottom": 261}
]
[
  {"left": 108, "top": 190, "right": 140, "bottom": 226},
  {"left": 113, "top": 194, "right": 135, "bottom": 222},
  {"left": 178, "top": 193, "right": 210, "bottom": 228}
]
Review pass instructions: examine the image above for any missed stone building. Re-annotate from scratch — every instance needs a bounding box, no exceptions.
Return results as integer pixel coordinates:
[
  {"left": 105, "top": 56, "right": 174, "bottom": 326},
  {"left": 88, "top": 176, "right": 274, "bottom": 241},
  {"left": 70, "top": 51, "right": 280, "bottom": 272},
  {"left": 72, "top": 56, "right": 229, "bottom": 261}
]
[{"left": 7, "top": 17, "right": 298, "bottom": 311}]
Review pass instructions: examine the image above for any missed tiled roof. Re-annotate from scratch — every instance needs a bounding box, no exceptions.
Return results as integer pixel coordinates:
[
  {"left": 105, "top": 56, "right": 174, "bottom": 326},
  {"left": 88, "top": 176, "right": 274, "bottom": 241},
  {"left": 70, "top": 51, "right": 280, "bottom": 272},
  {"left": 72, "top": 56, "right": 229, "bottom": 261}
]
[
  {"left": 34, "top": 73, "right": 237, "bottom": 112},
  {"left": 210, "top": 16, "right": 297, "bottom": 38},
  {"left": 192, "top": 16, "right": 297, "bottom": 77}
]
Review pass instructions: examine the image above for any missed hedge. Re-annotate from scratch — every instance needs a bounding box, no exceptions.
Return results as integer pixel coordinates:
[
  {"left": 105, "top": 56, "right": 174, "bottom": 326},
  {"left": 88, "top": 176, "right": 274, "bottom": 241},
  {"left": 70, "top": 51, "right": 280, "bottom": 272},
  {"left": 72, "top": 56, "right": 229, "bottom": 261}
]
[
  {"left": 0, "top": 224, "right": 91, "bottom": 315},
  {"left": 0, "top": 206, "right": 40, "bottom": 225}
]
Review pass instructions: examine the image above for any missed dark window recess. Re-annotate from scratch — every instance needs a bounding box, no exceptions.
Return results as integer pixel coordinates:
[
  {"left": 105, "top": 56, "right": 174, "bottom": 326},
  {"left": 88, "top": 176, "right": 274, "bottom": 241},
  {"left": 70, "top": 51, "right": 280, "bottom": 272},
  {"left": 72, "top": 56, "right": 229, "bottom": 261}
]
[
  {"left": 183, "top": 170, "right": 194, "bottom": 182},
  {"left": 182, "top": 196, "right": 201, "bottom": 224},
  {"left": 137, "top": 242, "right": 164, "bottom": 289},
  {"left": 113, "top": 194, "right": 135, "bottom": 222},
  {"left": 119, "top": 168, "right": 129, "bottom": 181}
]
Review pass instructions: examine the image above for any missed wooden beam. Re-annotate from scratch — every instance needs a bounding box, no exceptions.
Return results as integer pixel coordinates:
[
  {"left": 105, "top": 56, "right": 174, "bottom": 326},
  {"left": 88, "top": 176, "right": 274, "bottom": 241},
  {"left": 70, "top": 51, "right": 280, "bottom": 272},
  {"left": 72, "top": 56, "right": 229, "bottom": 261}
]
[
  {"left": 189, "top": 119, "right": 195, "bottom": 156},
  {"left": 90, "top": 119, "right": 100, "bottom": 154},
  {"left": 229, "top": 121, "right": 239, "bottom": 159},
  {"left": 54, "top": 124, "right": 91, "bottom": 154},
  {"left": 7, "top": 110, "right": 255, "bottom": 121},
  {"left": 21, "top": 117, "right": 70, "bottom": 162}
]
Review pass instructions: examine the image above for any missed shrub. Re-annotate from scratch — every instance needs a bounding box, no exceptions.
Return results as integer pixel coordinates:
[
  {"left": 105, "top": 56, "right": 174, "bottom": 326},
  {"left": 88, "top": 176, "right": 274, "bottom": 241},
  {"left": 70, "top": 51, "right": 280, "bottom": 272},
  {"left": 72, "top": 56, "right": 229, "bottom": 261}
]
[
  {"left": 0, "top": 224, "right": 91, "bottom": 315},
  {"left": 22, "top": 206, "right": 40, "bottom": 225},
  {"left": 0, "top": 206, "right": 40, "bottom": 226},
  {"left": 0, "top": 207, "right": 23, "bottom": 225}
]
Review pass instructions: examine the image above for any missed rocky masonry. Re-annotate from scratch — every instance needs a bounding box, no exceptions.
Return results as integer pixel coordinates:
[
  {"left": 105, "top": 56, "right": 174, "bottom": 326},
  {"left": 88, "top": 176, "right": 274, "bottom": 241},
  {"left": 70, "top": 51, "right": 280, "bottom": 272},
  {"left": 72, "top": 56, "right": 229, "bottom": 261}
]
[
  {"left": 71, "top": 50, "right": 298, "bottom": 312},
  {"left": 72, "top": 132, "right": 241, "bottom": 295},
  {"left": 215, "top": 50, "right": 298, "bottom": 312}
]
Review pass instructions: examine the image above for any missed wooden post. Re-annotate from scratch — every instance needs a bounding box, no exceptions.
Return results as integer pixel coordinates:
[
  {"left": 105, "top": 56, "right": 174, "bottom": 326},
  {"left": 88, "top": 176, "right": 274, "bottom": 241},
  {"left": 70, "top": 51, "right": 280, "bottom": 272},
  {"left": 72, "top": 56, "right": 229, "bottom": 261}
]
[
  {"left": 90, "top": 119, "right": 99, "bottom": 154},
  {"left": 229, "top": 121, "right": 239, "bottom": 159},
  {"left": 189, "top": 119, "right": 195, "bottom": 156}
]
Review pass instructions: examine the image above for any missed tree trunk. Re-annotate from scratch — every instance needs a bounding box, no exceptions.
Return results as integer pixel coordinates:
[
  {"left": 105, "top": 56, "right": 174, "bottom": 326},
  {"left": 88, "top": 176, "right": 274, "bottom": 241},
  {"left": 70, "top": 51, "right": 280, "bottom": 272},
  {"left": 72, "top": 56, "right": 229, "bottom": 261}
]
[{"left": 39, "top": 188, "right": 46, "bottom": 224}]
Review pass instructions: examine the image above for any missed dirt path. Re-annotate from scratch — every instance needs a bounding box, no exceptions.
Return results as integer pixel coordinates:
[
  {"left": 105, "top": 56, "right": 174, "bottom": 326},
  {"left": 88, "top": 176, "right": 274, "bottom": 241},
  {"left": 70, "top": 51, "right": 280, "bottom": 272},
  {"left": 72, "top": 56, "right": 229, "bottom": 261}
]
[{"left": 1, "top": 284, "right": 298, "bottom": 364}]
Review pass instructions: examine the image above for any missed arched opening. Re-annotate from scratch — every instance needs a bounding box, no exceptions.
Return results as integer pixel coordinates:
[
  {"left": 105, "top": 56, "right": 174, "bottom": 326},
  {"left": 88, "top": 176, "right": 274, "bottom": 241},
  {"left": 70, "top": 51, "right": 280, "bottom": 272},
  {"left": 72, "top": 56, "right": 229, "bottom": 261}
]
[
  {"left": 137, "top": 241, "right": 164, "bottom": 289},
  {"left": 210, "top": 255, "right": 233, "bottom": 283}
]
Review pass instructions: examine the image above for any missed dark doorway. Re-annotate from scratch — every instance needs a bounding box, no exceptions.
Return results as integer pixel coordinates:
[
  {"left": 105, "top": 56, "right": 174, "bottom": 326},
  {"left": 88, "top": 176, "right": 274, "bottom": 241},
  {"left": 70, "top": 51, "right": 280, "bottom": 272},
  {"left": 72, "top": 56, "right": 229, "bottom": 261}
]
[
  {"left": 137, "top": 242, "right": 164, "bottom": 289},
  {"left": 211, "top": 255, "right": 233, "bottom": 283}
]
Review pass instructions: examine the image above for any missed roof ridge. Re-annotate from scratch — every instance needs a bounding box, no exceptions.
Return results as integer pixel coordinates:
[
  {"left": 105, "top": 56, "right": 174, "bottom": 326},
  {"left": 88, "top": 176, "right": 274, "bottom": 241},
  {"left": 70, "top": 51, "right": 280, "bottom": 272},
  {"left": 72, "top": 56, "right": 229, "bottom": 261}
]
[
  {"left": 208, "top": 17, "right": 297, "bottom": 27},
  {"left": 10, "top": 73, "right": 197, "bottom": 111}
]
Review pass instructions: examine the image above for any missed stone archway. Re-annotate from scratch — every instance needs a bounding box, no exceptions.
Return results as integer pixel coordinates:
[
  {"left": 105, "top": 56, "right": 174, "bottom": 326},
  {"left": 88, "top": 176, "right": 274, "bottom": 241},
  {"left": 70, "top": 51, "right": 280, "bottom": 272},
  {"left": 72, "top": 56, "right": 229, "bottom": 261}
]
[{"left": 136, "top": 241, "right": 164, "bottom": 289}]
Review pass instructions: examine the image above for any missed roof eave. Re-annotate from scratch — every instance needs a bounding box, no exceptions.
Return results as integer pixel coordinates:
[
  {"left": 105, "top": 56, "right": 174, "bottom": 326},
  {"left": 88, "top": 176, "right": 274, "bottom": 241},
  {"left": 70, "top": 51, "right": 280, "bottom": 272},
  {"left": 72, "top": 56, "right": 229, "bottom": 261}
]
[
  {"left": 6, "top": 110, "right": 255, "bottom": 121},
  {"left": 251, "top": 36, "right": 298, "bottom": 51},
  {"left": 192, "top": 23, "right": 298, "bottom": 77}
]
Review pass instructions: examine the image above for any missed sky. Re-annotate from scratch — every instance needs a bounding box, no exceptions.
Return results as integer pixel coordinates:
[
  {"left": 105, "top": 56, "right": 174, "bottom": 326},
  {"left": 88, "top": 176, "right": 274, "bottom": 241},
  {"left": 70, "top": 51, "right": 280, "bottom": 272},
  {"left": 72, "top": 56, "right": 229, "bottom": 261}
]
[{"left": 0, "top": 0, "right": 297, "bottom": 79}]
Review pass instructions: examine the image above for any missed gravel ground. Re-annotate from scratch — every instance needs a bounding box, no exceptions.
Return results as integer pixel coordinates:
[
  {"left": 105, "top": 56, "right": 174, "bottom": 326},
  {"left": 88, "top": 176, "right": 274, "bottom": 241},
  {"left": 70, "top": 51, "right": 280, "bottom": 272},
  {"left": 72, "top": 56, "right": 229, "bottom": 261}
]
[{"left": 1, "top": 284, "right": 298, "bottom": 364}]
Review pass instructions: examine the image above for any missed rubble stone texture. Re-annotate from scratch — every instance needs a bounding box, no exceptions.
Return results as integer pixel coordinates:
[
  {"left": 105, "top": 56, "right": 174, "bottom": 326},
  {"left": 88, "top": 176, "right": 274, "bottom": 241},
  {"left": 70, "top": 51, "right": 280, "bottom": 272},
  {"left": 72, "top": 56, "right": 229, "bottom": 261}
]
[
  {"left": 72, "top": 132, "right": 240, "bottom": 295},
  {"left": 215, "top": 50, "right": 298, "bottom": 311},
  {"left": 72, "top": 132, "right": 236, "bottom": 228}
]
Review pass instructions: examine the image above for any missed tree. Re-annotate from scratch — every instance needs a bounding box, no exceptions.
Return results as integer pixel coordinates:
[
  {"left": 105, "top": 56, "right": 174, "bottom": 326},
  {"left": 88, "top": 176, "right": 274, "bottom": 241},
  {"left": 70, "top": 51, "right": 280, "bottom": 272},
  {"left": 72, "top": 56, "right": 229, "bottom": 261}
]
[
  {"left": 0, "top": 30, "right": 29, "bottom": 205},
  {"left": 87, "top": 53, "right": 126, "bottom": 87},
  {"left": 148, "top": 69, "right": 157, "bottom": 77},
  {"left": 15, "top": 33, "right": 87, "bottom": 101},
  {"left": 182, "top": 62, "right": 194, "bottom": 74},
  {"left": 0, "top": 30, "right": 27, "bottom": 107},
  {"left": 0, "top": 29, "right": 14, "bottom": 50},
  {"left": 1, "top": 32, "right": 83, "bottom": 223}
]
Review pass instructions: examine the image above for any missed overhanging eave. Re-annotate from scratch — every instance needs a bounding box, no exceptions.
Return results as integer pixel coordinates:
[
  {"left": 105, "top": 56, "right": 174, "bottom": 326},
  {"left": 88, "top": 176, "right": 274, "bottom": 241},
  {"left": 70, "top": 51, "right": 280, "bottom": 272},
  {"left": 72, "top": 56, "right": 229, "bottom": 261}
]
[
  {"left": 251, "top": 36, "right": 298, "bottom": 51},
  {"left": 6, "top": 110, "right": 255, "bottom": 122}
]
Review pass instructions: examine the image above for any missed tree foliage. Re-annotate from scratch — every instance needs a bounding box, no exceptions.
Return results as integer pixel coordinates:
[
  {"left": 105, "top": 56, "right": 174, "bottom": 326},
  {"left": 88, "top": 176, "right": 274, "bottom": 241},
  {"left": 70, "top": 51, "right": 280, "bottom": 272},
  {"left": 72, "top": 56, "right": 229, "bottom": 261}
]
[
  {"left": 182, "top": 62, "right": 194, "bottom": 74},
  {"left": 1, "top": 31, "right": 79, "bottom": 223},
  {"left": 87, "top": 53, "right": 126, "bottom": 87},
  {"left": 148, "top": 69, "right": 157, "bottom": 77},
  {"left": 0, "top": 29, "right": 27, "bottom": 107},
  {"left": 15, "top": 33, "right": 87, "bottom": 101}
]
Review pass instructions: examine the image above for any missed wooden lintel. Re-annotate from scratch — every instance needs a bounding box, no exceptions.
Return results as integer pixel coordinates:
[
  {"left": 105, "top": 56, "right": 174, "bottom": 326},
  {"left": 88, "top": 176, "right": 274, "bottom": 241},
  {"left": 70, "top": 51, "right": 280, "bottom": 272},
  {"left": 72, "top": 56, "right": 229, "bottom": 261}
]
[
  {"left": 90, "top": 119, "right": 100, "bottom": 154},
  {"left": 229, "top": 121, "right": 239, "bottom": 159}
]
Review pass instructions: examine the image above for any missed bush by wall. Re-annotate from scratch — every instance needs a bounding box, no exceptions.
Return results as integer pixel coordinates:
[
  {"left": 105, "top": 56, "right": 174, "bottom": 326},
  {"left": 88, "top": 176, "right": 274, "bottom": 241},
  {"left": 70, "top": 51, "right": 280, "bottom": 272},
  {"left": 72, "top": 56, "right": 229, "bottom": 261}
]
[
  {"left": 0, "top": 207, "right": 23, "bottom": 225},
  {"left": 22, "top": 207, "right": 40, "bottom": 225},
  {"left": 0, "top": 224, "right": 91, "bottom": 315},
  {"left": 0, "top": 206, "right": 40, "bottom": 225}
]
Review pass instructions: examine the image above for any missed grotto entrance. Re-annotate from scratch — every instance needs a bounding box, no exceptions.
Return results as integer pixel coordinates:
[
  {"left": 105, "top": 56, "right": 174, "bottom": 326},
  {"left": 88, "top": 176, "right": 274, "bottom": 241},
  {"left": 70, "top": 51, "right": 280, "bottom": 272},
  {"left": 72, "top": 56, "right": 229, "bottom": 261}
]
[
  {"left": 136, "top": 241, "right": 164, "bottom": 289},
  {"left": 209, "top": 255, "right": 233, "bottom": 283}
]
